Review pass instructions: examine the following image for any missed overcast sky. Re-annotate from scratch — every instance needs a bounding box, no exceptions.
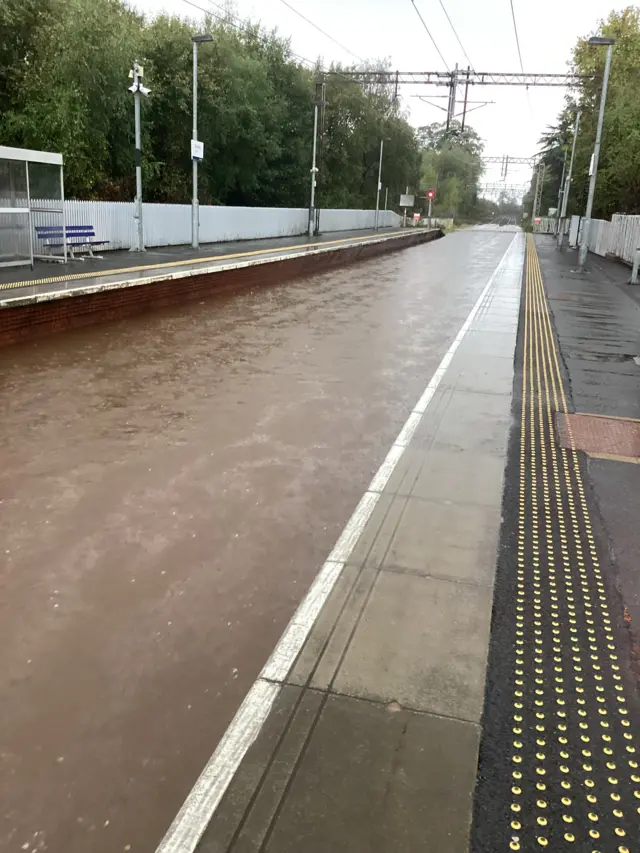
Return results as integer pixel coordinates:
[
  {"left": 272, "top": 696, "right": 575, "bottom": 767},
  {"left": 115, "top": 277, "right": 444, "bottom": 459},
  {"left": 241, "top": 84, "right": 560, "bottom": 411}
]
[{"left": 131, "top": 0, "right": 626, "bottom": 189}]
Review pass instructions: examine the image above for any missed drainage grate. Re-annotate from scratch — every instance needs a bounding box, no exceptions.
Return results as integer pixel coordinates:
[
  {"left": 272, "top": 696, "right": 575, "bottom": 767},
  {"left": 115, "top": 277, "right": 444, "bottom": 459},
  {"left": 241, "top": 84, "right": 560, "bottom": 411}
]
[{"left": 556, "top": 413, "right": 640, "bottom": 459}]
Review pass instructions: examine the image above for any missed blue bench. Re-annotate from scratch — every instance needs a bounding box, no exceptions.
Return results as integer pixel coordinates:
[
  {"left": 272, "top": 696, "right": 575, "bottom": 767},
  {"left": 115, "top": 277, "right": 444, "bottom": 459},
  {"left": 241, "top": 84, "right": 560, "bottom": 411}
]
[{"left": 35, "top": 224, "right": 108, "bottom": 260}]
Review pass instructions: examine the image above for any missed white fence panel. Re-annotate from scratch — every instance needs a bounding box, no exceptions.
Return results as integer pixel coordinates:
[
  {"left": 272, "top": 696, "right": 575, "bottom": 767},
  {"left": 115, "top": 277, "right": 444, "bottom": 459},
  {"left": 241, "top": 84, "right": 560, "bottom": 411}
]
[
  {"left": 380, "top": 210, "right": 402, "bottom": 228},
  {"left": 54, "top": 202, "right": 402, "bottom": 251},
  {"left": 319, "top": 208, "right": 401, "bottom": 232},
  {"left": 610, "top": 214, "right": 640, "bottom": 263},
  {"left": 70, "top": 200, "right": 135, "bottom": 250},
  {"left": 199, "top": 206, "right": 307, "bottom": 243},
  {"left": 534, "top": 213, "right": 640, "bottom": 263},
  {"left": 143, "top": 203, "right": 190, "bottom": 247},
  {"left": 587, "top": 219, "right": 611, "bottom": 256}
]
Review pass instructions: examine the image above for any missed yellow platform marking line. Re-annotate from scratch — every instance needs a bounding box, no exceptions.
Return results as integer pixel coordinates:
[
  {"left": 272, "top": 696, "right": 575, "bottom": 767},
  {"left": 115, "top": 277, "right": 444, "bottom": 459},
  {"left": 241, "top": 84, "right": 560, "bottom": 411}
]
[
  {"left": 532, "top": 244, "right": 601, "bottom": 847},
  {"left": 508, "top": 236, "right": 638, "bottom": 851},
  {"left": 0, "top": 231, "right": 407, "bottom": 292}
]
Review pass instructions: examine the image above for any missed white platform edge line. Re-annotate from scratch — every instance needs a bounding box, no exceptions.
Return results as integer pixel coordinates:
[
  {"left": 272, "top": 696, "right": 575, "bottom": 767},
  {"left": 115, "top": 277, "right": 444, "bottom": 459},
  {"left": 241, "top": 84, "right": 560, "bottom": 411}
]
[
  {"left": 155, "top": 232, "right": 522, "bottom": 853},
  {"left": 156, "top": 678, "right": 279, "bottom": 853}
]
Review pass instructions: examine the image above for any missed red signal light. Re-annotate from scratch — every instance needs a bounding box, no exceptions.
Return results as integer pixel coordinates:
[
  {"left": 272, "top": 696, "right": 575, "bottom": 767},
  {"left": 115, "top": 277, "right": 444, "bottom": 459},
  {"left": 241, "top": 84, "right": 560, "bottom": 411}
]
[{"left": 427, "top": 189, "right": 435, "bottom": 199}]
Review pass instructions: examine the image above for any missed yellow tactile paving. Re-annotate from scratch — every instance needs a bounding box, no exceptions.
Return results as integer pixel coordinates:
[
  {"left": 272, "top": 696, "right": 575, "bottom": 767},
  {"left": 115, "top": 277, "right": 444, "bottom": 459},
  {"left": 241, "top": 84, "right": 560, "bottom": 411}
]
[
  {"left": 0, "top": 231, "right": 406, "bottom": 292},
  {"left": 506, "top": 236, "right": 639, "bottom": 851}
]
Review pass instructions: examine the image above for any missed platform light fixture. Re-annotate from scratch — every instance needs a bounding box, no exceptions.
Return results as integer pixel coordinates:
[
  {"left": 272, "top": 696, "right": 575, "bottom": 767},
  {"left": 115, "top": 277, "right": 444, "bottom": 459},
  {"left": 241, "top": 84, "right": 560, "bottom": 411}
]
[{"left": 579, "top": 36, "right": 615, "bottom": 270}]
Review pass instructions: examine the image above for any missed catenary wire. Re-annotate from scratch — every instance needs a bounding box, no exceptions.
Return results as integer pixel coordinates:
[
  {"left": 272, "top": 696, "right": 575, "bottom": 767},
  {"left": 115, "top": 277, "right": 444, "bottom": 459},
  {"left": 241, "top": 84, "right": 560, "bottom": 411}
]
[
  {"left": 182, "top": 0, "right": 315, "bottom": 67},
  {"left": 277, "top": 0, "right": 363, "bottom": 62},
  {"left": 438, "top": 0, "right": 474, "bottom": 70},
  {"left": 410, "top": 0, "right": 450, "bottom": 71},
  {"left": 182, "top": 0, "right": 365, "bottom": 87},
  {"left": 509, "top": 0, "right": 525, "bottom": 73}
]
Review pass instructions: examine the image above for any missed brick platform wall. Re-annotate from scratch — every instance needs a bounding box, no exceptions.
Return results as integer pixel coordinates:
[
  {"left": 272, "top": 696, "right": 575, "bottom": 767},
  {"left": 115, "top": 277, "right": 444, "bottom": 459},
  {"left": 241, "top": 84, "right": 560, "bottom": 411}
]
[{"left": 0, "top": 230, "right": 441, "bottom": 348}]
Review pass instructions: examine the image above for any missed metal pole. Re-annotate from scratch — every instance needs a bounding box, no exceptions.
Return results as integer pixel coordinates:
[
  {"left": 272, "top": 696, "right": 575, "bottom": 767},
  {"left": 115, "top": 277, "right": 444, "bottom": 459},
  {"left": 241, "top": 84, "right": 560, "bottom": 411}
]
[
  {"left": 446, "top": 64, "right": 458, "bottom": 130},
  {"left": 309, "top": 102, "right": 319, "bottom": 238},
  {"left": 555, "top": 149, "right": 567, "bottom": 236},
  {"left": 461, "top": 66, "right": 470, "bottom": 130},
  {"left": 579, "top": 42, "right": 614, "bottom": 271},
  {"left": 384, "top": 186, "right": 388, "bottom": 211},
  {"left": 130, "top": 61, "right": 145, "bottom": 253},
  {"left": 428, "top": 197, "right": 432, "bottom": 227},
  {"left": 557, "top": 110, "right": 581, "bottom": 248},
  {"left": 192, "top": 40, "right": 199, "bottom": 250},
  {"left": 25, "top": 161, "right": 34, "bottom": 269},
  {"left": 315, "top": 78, "right": 326, "bottom": 236},
  {"left": 134, "top": 88, "right": 144, "bottom": 251},
  {"left": 374, "top": 139, "right": 384, "bottom": 230},
  {"left": 532, "top": 163, "right": 542, "bottom": 220},
  {"left": 60, "top": 163, "right": 67, "bottom": 264}
]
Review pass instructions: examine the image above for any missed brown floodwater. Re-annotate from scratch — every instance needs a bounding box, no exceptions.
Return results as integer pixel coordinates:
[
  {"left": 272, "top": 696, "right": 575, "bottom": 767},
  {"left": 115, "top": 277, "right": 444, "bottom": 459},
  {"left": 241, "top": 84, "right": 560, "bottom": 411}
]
[{"left": 0, "top": 230, "right": 513, "bottom": 853}]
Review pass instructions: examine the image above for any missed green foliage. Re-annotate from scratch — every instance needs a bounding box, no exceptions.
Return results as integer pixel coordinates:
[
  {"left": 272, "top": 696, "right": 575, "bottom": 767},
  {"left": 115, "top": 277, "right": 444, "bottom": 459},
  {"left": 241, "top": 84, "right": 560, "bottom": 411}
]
[
  {"left": 0, "top": 0, "right": 421, "bottom": 208},
  {"left": 321, "top": 66, "right": 421, "bottom": 208},
  {"left": 416, "top": 120, "right": 484, "bottom": 219},
  {"left": 535, "top": 7, "right": 640, "bottom": 219}
]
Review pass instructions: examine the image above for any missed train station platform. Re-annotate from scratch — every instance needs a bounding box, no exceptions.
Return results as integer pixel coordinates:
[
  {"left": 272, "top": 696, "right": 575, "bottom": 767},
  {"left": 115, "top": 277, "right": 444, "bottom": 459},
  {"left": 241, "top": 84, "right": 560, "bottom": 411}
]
[
  {"left": 3, "top": 226, "right": 640, "bottom": 853},
  {"left": 0, "top": 227, "right": 440, "bottom": 346},
  {"left": 0, "top": 228, "right": 403, "bottom": 300}
]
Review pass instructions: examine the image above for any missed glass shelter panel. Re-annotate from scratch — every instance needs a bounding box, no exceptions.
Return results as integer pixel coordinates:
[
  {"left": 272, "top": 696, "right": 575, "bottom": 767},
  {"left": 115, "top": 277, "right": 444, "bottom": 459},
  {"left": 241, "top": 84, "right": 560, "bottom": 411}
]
[
  {"left": 0, "top": 158, "right": 28, "bottom": 208},
  {"left": 0, "top": 157, "right": 31, "bottom": 266},
  {"left": 29, "top": 161, "right": 66, "bottom": 262}
]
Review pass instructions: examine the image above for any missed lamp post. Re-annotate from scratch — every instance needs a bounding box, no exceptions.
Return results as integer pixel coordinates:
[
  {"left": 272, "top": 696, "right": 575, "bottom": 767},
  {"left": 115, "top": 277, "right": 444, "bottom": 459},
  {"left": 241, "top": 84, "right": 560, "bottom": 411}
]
[
  {"left": 578, "top": 36, "right": 615, "bottom": 271},
  {"left": 309, "top": 103, "right": 319, "bottom": 239},
  {"left": 374, "top": 139, "right": 384, "bottom": 230},
  {"left": 192, "top": 34, "right": 213, "bottom": 250},
  {"left": 557, "top": 109, "right": 581, "bottom": 249},
  {"left": 555, "top": 149, "right": 567, "bottom": 236},
  {"left": 309, "top": 80, "right": 327, "bottom": 238},
  {"left": 128, "top": 61, "right": 151, "bottom": 252}
]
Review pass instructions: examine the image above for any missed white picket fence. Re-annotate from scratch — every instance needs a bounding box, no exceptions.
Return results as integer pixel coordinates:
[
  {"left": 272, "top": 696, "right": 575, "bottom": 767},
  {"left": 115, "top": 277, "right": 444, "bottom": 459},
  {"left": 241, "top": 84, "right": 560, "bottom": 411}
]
[
  {"left": 609, "top": 214, "right": 640, "bottom": 264},
  {"left": 536, "top": 213, "right": 640, "bottom": 264},
  {"left": 27, "top": 200, "right": 402, "bottom": 253}
]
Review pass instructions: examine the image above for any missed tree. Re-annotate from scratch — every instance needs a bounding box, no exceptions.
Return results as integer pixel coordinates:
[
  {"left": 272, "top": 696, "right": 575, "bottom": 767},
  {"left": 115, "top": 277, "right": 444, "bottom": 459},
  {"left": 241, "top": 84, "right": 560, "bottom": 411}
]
[
  {"left": 1, "top": 0, "right": 143, "bottom": 198},
  {"left": 318, "top": 62, "right": 421, "bottom": 210},
  {"left": 416, "top": 120, "right": 484, "bottom": 219},
  {"left": 538, "top": 7, "right": 640, "bottom": 219},
  {"left": 0, "top": 1, "right": 422, "bottom": 210}
]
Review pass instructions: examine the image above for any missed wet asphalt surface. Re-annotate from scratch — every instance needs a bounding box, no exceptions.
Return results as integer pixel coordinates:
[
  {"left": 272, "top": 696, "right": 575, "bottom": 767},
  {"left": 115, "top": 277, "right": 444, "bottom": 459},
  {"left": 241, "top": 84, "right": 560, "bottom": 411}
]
[
  {"left": 533, "top": 238, "right": 640, "bottom": 658},
  {"left": 0, "top": 229, "right": 514, "bottom": 853}
]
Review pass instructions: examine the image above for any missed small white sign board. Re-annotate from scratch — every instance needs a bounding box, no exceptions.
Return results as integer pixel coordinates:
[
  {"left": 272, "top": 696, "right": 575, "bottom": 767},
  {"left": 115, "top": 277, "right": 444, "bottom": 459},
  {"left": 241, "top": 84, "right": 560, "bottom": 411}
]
[
  {"left": 400, "top": 193, "right": 414, "bottom": 207},
  {"left": 191, "top": 140, "right": 204, "bottom": 161}
]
